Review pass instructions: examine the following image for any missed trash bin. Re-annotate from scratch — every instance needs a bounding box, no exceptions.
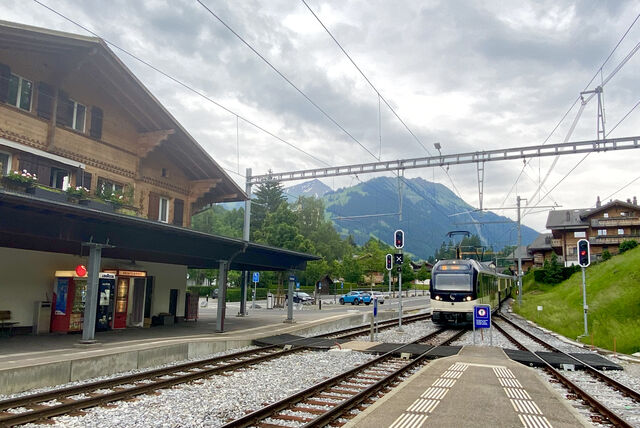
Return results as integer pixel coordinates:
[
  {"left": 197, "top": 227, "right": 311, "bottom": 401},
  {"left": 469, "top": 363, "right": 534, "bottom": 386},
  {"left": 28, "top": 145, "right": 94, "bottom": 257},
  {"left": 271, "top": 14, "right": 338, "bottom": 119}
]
[{"left": 266, "top": 292, "right": 274, "bottom": 309}]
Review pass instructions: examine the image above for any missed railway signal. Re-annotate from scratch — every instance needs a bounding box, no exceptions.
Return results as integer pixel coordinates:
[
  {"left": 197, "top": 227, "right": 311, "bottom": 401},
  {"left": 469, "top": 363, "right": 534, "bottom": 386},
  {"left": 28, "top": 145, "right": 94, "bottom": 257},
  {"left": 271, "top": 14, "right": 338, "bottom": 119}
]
[
  {"left": 385, "top": 254, "right": 393, "bottom": 270},
  {"left": 394, "top": 229, "right": 404, "bottom": 249},
  {"left": 578, "top": 239, "right": 590, "bottom": 267}
]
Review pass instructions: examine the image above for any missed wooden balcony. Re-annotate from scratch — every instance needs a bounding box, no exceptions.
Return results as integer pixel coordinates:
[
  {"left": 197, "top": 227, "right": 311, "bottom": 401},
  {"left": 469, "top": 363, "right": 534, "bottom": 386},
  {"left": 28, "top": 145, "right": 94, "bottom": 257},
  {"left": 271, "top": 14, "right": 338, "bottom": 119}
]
[
  {"left": 589, "top": 235, "right": 640, "bottom": 245},
  {"left": 550, "top": 239, "right": 562, "bottom": 247},
  {"left": 590, "top": 217, "right": 640, "bottom": 227}
]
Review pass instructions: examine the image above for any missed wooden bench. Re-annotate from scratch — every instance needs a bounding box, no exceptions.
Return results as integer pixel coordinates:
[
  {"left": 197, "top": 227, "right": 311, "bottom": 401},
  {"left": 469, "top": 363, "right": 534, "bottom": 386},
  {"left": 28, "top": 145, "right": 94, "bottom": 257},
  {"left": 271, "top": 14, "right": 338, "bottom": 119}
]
[{"left": 0, "top": 310, "right": 19, "bottom": 336}]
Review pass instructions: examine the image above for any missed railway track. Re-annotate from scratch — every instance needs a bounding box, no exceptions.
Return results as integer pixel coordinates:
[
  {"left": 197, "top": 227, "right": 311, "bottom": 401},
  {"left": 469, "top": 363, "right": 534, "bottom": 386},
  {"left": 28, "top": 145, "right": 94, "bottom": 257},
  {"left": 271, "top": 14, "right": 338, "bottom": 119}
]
[
  {"left": 0, "top": 313, "right": 429, "bottom": 426},
  {"left": 220, "top": 327, "right": 464, "bottom": 427},
  {"left": 495, "top": 315, "right": 639, "bottom": 428},
  {"left": 321, "top": 312, "right": 431, "bottom": 340}
]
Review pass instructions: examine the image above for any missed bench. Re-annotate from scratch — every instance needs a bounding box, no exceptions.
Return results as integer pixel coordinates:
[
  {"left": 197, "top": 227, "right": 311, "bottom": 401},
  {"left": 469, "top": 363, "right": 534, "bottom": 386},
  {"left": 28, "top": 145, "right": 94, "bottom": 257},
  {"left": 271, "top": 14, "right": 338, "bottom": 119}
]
[{"left": 0, "top": 310, "right": 19, "bottom": 336}]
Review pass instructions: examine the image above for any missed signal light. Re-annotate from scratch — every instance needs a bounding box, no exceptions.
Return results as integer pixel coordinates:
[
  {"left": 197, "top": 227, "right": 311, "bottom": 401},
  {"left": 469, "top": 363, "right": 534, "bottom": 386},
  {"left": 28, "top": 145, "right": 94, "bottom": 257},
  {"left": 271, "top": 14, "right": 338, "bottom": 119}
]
[
  {"left": 385, "top": 254, "right": 393, "bottom": 271},
  {"left": 578, "top": 239, "right": 590, "bottom": 267},
  {"left": 394, "top": 229, "right": 404, "bottom": 249}
]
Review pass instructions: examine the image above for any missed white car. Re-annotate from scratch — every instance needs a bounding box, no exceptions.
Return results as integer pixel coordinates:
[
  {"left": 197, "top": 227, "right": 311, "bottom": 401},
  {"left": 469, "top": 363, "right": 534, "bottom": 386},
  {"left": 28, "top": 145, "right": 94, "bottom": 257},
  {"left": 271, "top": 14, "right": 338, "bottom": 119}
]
[{"left": 370, "top": 291, "right": 385, "bottom": 304}]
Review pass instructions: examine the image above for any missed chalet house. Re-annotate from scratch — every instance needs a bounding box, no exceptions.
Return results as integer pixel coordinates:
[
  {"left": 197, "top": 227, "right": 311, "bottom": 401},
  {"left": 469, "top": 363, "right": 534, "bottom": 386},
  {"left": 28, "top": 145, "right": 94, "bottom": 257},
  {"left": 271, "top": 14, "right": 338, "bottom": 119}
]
[
  {"left": 0, "top": 21, "right": 316, "bottom": 334},
  {"left": 527, "top": 233, "right": 555, "bottom": 267},
  {"left": 508, "top": 245, "right": 534, "bottom": 273},
  {"left": 546, "top": 198, "right": 640, "bottom": 265}
]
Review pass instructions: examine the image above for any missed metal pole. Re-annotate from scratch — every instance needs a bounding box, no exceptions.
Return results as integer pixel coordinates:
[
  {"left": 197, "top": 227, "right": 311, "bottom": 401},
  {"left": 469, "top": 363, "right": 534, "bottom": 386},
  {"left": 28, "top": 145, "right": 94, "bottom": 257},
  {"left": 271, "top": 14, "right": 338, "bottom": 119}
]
[
  {"left": 388, "top": 272, "right": 391, "bottom": 298},
  {"left": 582, "top": 267, "right": 588, "bottom": 336},
  {"left": 252, "top": 281, "right": 256, "bottom": 309},
  {"left": 286, "top": 273, "right": 294, "bottom": 323},
  {"left": 80, "top": 245, "right": 101, "bottom": 343},
  {"left": 517, "top": 196, "right": 523, "bottom": 305},
  {"left": 216, "top": 260, "right": 228, "bottom": 333},
  {"left": 240, "top": 167, "right": 252, "bottom": 316},
  {"left": 398, "top": 270, "right": 403, "bottom": 330}
]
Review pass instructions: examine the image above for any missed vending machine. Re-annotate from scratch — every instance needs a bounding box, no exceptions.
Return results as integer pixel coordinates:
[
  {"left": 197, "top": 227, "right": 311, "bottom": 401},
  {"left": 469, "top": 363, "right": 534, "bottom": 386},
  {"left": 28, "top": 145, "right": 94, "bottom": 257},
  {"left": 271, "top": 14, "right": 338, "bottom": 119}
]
[
  {"left": 51, "top": 271, "right": 87, "bottom": 333},
  {"left": 113, "top": 276, "right": 129, "bottom": 329},
  {"left": 96, "top": 273, "right": 116, "bottom": 331}
]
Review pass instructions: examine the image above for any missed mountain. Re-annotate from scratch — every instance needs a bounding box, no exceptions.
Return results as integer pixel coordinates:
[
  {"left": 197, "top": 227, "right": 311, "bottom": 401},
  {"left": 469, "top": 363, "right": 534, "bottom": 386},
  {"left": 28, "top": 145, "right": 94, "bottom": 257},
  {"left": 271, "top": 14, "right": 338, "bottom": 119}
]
[
  {"left": 284, "top": 179, "right": 332, "bottom": 202},
  {"left": 322, "top": 176, "right": 538, "bottom": 260}
]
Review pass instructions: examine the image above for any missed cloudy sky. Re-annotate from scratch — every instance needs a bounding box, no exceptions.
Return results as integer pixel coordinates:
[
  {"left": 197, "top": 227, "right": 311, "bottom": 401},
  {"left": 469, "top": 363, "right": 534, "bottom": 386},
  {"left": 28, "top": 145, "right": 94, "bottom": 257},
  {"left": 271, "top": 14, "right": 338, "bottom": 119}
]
[{"left": 4, "top": 0, "right": 640, "bottom": 238}]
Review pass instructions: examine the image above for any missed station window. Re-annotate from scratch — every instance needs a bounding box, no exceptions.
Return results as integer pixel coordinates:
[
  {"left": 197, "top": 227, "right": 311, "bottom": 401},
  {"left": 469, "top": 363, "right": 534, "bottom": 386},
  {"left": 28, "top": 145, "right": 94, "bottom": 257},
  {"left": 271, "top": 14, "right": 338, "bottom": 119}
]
[
  {"left": 7, "top": 73, "right": 33, "bottom": 111},
  {"left": 618, "top": 228, "right": 624, "bottom": 235},
  {"left": 50, "top": 167, "right": 70, "bottom": 190},
  {"left": 159, "top": 197, "right": 169, "bottom": 223},
  {"left": 70, "top": 100, "right": 86, "bottom": 132},
  {"left": 603, "top": 213, "right": 609, "bottom": 218},
  {"left": 0, "top": 151, "right": 10, "bottom": 175},
  {"left": 97, "top": 177, "right": 123, "bottom": 196},
  {"left": 597, "top": 229, "right": 607, "bottom": 236},
  {"left": 574, "top": 231, "right": 586, "bottom": 238}
]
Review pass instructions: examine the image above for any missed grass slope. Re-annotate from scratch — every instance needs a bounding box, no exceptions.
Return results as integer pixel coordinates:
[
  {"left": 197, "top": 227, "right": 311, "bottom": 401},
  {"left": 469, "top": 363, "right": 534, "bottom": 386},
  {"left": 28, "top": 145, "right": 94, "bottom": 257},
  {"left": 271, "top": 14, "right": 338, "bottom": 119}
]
[{"left": 514, "top": 247, "right": 640, "bottom": 355}]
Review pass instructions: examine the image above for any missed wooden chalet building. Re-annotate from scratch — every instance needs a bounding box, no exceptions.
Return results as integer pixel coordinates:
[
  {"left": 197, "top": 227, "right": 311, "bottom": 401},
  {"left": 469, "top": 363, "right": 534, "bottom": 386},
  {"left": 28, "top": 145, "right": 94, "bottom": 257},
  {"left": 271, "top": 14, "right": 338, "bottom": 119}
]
[
  {"left": 0, "top": 21, "right": 317, "bottom": 334},
  {"left": 546, "top": 198, "right": 640, "bottom": 265}
]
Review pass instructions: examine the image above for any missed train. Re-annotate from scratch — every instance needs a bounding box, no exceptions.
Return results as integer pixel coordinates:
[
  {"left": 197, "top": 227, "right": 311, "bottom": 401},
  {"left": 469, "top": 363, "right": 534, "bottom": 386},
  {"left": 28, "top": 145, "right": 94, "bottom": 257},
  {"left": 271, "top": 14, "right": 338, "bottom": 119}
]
[{"left": 430, "top": 258, "right": 515, "bottom": 325}]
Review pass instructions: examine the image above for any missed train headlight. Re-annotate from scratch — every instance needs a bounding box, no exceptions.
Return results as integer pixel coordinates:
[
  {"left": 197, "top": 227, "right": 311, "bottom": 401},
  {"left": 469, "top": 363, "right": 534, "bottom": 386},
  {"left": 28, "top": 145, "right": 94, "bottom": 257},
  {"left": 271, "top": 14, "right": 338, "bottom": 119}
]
[
  {"left": 435, "top": 295, "right": 441, "bottom": 300},
  {"left": 465, "top": 296, "right": 472, "bottom": 301}
]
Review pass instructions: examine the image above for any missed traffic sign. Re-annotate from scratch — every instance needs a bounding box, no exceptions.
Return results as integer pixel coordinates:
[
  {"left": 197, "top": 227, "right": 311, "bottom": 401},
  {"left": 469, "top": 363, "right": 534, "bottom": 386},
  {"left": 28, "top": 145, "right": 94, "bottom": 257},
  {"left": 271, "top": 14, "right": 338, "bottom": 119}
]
[
  {"left": 289, "top": 275, "right": 296, "bottom": 282},
  {"left": 473, "top": 305, "right": 491, "bottom": 329},
  {"left": 394, "top": 253, "right": 404, "bottom": 265},
  {"left": 373, "top": 297, "right": 378, "bottom": 317},
  {"left": 252, "top": 272, "right": 260, "bottom": 282},
  {"left": 296, "top": 282, "right": 300, "bottom": 289}
]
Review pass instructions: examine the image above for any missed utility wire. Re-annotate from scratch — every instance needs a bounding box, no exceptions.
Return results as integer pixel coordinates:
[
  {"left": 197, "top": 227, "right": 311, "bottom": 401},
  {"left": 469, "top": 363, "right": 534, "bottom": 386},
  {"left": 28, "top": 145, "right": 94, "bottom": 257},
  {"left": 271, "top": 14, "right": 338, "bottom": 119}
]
[
  {"left": 196, "top": 0, "right": 379, "bottom": 161},
  {"left": 32, "top": 0, "right": 331, "bottom": 169}
]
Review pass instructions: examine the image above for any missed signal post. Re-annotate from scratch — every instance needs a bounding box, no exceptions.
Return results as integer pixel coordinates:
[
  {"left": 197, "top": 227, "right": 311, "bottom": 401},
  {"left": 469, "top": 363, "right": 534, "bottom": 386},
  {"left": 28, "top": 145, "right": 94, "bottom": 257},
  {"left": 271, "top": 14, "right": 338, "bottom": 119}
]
[
  {"left": 577, "top": 239, "right": 590, "bottom": 338},
  {"left": 394, "top": 230, "right": 404, "bottom": 330}
]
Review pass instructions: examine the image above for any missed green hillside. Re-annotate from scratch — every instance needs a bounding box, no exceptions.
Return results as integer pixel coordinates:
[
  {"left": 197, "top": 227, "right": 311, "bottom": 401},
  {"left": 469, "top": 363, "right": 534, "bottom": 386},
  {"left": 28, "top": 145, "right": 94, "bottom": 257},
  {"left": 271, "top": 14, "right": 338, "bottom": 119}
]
[{"left": 514, "top": 247, "right": 640, "bottom": 355}]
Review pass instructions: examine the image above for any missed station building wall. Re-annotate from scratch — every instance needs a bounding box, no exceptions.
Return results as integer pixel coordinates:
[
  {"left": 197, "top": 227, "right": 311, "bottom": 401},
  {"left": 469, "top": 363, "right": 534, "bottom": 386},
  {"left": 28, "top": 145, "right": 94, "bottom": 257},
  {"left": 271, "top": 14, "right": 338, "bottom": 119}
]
[{"left": 0, "top": 247, "right": 187, "bottom": 329}]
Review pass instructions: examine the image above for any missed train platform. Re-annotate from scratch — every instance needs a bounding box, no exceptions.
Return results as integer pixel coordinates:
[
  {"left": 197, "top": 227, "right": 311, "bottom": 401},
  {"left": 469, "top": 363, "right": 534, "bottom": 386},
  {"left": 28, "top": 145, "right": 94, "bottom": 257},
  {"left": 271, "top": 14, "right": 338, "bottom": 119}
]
[
  {"left": 1, "top": 298, "right": 425, "bottom": 395},
  {"left": 346, "top": 346, "right": 591, "bottom": 428}
]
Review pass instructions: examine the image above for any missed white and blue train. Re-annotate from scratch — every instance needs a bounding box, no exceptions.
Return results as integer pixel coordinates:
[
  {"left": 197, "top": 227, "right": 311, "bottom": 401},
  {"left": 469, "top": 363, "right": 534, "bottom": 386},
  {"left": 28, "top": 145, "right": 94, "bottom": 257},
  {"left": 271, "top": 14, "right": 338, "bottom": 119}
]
[{"left": 430, "top": 259, "right": 514, "bottom": 325}]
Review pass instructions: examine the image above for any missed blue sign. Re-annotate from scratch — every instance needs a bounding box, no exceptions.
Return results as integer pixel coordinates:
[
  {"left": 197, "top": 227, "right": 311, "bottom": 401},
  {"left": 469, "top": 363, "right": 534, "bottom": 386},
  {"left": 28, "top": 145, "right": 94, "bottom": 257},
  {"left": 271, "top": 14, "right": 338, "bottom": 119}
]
[
  {"left": 252, "top": 272, "right": 260, "bottom": 282},
  {"left": 296, "top": 282, "right": 300, "bottom": 289},
  {"left": 289, "top": 275, "right": 296, "bottom": 282},
  {"left": 473, "top": 305, "right": 491, "bottom": 329},
  {"left": 373, "top": 297, "right": 378, "bottom": 317},
  {"left": 341, "top": 282, "right": 344, "bottom": 289}
]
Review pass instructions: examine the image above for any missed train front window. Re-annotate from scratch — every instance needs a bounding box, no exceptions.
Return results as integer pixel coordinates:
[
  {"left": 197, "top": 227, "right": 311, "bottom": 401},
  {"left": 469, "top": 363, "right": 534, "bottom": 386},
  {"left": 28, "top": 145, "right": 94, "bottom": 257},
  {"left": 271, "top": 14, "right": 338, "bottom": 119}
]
[{"left": 434, "top": 274, "right": 472, "bottom": 291}]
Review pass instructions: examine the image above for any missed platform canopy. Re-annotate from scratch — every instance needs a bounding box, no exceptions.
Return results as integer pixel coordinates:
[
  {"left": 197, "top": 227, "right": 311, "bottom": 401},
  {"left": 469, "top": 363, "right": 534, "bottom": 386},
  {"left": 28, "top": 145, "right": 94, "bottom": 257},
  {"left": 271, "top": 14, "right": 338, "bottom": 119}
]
[{"left": 0, "top": 191, "right": 319, "bottom": 271}]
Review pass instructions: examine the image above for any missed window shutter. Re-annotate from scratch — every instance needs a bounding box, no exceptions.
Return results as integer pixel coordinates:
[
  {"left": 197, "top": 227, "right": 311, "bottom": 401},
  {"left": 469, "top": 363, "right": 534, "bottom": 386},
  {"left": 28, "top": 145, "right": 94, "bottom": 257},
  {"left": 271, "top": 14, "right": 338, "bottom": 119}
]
[
  {"left": 148, "top": 192, "right": 160, "bottom": 220},
  {"left": 173, "top": 198, "right": 184, "bottom": 226},
  {"left": 0, "top": 63, "right": 10, "bottom": 103},
  {"left": 56, "top": 90, "right": 73, "bottom": 127},
  {"left": 79, "top": 171, "right": 92, "bottom": 190},
  {"left": 90, "top": 106, "right": 103, "bottom": 139},
  {"left": 37, "top": 82, "right": 54, "bottom": 119}
]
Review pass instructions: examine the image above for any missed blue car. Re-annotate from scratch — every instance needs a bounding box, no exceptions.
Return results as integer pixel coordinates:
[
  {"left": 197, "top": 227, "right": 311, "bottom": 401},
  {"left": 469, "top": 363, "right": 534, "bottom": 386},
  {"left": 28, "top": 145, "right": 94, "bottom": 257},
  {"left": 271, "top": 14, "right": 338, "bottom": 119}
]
[{"left": 339, "top": 291, "right": 372, "bottom": 305}]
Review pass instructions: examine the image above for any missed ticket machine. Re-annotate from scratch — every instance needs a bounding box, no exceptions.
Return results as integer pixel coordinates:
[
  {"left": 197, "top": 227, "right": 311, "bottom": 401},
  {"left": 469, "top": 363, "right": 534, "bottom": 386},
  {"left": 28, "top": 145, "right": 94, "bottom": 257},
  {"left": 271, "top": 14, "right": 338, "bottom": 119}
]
[{"left": 96, "top": 272, "right": 116, "bottom": 331}]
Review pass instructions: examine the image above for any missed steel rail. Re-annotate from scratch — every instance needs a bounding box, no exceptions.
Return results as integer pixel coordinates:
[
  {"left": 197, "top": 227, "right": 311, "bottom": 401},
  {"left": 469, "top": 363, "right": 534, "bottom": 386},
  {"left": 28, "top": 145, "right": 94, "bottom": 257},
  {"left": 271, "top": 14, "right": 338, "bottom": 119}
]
[
  {"left": 496, "top": 315, "right": 640, "bottom": 403},
  {"left": 221, "top": 328, "right": 465, "bottom": 427},
  {"left": 493, "top": 321, "right": 634, "bottom": 428},
  {"left": 323, "top": 313, "right": 431, "bottom": 340}
]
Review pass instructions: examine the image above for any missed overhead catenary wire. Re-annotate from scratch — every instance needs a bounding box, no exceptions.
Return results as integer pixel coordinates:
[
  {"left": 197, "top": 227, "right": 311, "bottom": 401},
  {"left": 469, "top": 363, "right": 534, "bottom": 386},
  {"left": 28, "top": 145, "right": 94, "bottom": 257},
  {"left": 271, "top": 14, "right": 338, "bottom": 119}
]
[
  {"left": 32, "top": 0, "right": 331, "bottom": 170},
  {"left": 196, "top": 0, "right": 380, "bottom": 162}
]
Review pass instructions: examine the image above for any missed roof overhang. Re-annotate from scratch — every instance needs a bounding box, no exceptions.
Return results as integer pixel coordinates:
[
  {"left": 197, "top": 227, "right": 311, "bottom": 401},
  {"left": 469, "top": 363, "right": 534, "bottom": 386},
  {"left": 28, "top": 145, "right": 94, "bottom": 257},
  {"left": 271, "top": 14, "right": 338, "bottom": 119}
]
[{"left": 0, "top": 191, "right": 318, "bottom": 271}]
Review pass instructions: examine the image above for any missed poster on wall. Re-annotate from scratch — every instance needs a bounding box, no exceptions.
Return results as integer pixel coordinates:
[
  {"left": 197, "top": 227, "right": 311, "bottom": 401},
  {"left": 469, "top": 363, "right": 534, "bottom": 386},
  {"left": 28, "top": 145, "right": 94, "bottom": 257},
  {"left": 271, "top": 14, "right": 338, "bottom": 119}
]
[{"left": 55, "top": 278, "right": 68, "bottom": 315}]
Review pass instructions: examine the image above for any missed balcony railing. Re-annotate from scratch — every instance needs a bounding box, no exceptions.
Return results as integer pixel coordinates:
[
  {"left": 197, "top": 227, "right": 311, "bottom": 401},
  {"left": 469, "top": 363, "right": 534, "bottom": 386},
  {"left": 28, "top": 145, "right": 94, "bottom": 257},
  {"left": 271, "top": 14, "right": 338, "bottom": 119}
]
[
  {"left": 591, "top": 217, "right": 640, "bottom": 227},
  {"left": 589, "top": 235, "right": 640, "bottom": 245},
  {"left": 550, "top": 239, "right": 562, "bottom": 247}
]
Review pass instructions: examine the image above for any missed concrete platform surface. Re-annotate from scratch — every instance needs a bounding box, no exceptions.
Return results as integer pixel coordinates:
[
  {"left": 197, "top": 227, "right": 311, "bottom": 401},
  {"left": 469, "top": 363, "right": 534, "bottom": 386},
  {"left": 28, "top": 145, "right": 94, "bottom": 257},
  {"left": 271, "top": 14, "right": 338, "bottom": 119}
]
[
  {"left": 0, "top": 300, "right": 425, "bottom": 394},
  {"left": 346, "top": 346, "right": 591, "bottom": 428}
]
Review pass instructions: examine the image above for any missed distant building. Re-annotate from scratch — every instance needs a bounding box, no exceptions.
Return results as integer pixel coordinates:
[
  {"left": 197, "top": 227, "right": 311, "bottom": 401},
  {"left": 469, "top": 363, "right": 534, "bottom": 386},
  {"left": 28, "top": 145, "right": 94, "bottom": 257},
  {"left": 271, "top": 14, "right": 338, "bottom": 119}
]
[{"left": 546, "top": 198, "right": 640, "bottom": 265}]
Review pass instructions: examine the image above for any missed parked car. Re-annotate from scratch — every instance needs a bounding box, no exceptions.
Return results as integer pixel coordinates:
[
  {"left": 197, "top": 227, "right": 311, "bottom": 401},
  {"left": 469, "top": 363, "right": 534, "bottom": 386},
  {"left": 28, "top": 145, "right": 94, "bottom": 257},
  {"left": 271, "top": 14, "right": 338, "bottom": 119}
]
[
  {"left": 285, "top": 291, "right": 314, "bottom": 304},
  {"left": 339, "top": 291, "right": 372, "bottom": 305},
  {"left": 370, "top": 291, "right": 385, "bottom": 304}
]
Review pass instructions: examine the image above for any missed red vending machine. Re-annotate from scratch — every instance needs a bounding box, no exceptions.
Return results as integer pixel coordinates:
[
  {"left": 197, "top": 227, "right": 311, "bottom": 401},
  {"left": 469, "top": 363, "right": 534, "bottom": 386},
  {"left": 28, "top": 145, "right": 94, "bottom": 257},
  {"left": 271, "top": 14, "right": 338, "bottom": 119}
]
[
  {"left": 51, "top": 271, "right": 87, "bottom": 333},
  {"left": 113, "top": 276, "right": 129, "bottom": 329}
]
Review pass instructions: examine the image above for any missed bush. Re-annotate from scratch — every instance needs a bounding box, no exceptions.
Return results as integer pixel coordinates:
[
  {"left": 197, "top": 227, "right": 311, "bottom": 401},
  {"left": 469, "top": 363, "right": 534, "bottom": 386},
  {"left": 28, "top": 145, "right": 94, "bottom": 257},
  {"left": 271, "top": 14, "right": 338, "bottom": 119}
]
[
  {"left": 66, "top": 186, "right": 90, "bottom": 199},
  {"left": 619, "top": 240, "right": 638, "bottom": 254},
  {"left": 533, "top": 269, "right": 546, "bottom": 283},
  {"left": 601, "top": 249, "right": 612, "bottom": 261}
]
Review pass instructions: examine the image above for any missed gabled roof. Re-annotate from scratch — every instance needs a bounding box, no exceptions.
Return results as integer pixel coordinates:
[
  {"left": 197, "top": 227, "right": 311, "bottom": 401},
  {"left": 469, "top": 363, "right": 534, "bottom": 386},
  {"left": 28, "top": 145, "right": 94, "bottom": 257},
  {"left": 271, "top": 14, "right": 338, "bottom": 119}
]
[
  {"left": 508, "top": 245, "right": 532, "bottom": 261},
  {"left": 546, "top": 209, "right": 589, "bottom": 229},
  {"left": 0, "top": 20, "right": 245, "bottom": 203},
  {"left": 528, "top": 233, "right": 553, "bottom": 251},
  {"left": 584, "top": 199, "right": 639, "bottom": 218}
]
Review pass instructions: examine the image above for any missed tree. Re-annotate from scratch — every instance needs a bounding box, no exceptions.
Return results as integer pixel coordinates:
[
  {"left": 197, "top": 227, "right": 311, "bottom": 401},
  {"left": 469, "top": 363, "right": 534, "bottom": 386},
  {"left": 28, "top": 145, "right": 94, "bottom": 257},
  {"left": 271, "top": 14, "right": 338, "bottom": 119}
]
[
  {"left": 250, "top": 177, "right": 286, "bottom": 238},
  {"left": 254, "top": 204, "right": 313, "bottom": 253},
  {"left": 191, "top": 205, "right": 243, "bottom": 238},
  {"left": 416, "top": 264, "right": 431, "bottom": 281}
]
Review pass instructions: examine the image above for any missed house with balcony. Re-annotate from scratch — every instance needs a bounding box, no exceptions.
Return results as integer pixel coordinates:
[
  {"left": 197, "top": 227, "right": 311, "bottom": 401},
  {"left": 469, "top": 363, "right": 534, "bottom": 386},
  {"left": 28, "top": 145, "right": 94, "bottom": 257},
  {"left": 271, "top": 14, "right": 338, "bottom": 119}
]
[
  {"left": 0, "top": 21, "right": 317, "bottom": 335},
  {"left": 545, "top": 197, "right": 640, "bottom": 265}
]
